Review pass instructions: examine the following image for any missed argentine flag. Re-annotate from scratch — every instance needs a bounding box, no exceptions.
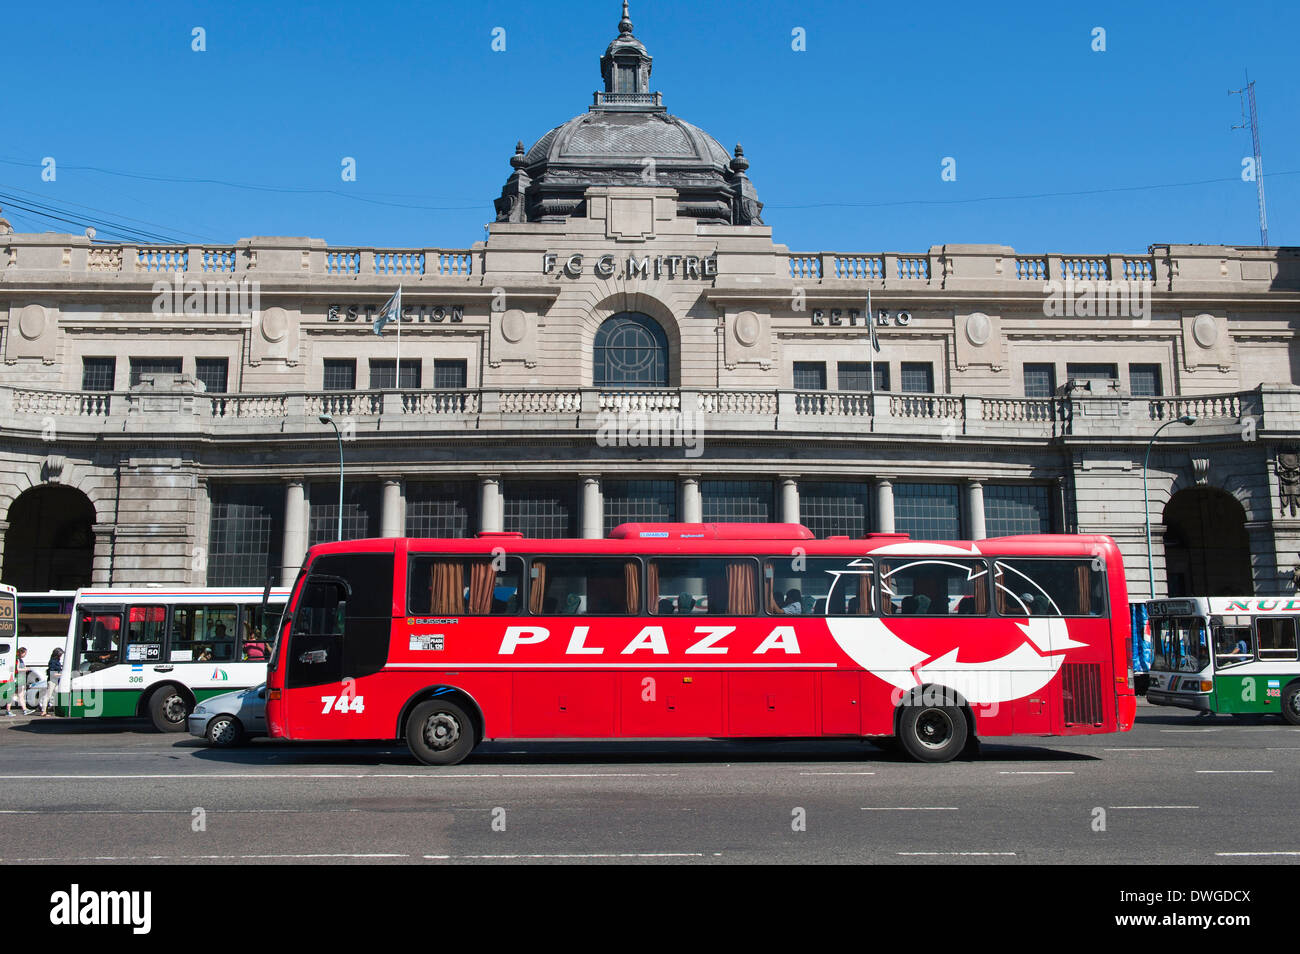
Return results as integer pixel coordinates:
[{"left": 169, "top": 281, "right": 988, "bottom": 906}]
[{"left": 373, "top": 286, "right": 402, "bottom": 335}]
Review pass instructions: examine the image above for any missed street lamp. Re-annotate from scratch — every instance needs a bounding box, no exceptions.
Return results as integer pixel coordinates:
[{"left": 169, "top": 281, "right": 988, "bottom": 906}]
[
  {"left": 319, "top": 415, "right": 345, "bottom": 540},
  {"left": 1144, "top": 414, "right": 1196, "bottom": 599}
]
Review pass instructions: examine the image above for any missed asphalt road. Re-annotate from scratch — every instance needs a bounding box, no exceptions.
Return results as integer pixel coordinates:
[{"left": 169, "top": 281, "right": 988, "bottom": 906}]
[{"left": 0, "top": 701, "right": 1295, "bottom": 864}]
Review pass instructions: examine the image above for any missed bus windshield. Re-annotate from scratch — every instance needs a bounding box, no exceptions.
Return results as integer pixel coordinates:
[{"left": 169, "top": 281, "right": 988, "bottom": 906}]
[{"left": 1151, "top": 616, "right": 1209, "bottom": 673}]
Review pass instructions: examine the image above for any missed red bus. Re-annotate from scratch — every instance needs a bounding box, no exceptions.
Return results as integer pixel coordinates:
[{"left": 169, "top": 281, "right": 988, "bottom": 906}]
[{"left": 266, "top": 523, "right": 1136, "bottom": 764}]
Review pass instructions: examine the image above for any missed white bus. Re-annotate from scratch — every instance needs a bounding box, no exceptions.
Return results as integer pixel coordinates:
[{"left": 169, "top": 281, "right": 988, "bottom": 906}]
[
  {"left": 58, "top": 586, "right": 289, "bottom": 731},
  {"left": 1145, "top": 596, "right": 1300, "bottom": 723},
  {"left": 0, "top": 584, "right": 17, "bottom": 702}
]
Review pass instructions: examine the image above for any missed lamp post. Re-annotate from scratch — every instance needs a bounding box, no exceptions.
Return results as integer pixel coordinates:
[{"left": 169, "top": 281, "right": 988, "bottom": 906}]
[
  {"left": 1144, "top": 414, "right": 1197, "bottom": 599},
  {"left": 319, "top": 415, "right": 345, "bottom": 540}
]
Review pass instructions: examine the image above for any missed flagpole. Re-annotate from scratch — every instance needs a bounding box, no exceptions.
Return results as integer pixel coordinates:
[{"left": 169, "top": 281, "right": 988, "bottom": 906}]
[
  {"left": 396, "top": 285, "right": 402, "bottom": 389},
  {"left": 867, "top": 288, "right": 874, "bottom": 395}
]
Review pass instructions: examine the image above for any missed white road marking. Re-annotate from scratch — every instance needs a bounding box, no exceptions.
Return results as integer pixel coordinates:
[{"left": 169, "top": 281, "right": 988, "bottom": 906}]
[
  {"left": 1109, "top": 806, "right": 1199, "bottom": 810},
  {"left": 861, "top": 807, "right": 957, "bottom": 811},
  {"left": 897, "top": 851, "right": 1016, "bottom": 856},
  {"left": 1160, "top": 728, "right": 1221, "bottom": 733},
  {"left": 0, "top": 772, "right": 679, "bottom": 780},
  {"left": 998, "top": 771, "right": 1074, "bottom": 775},
  {"left": 424, "top": 852, "right": 705, "bottom": 860},
  {"left": 800, "top": 772, "right": 876, "bottom": 776},
  {"left": 1104, "top": 747, "right": 1165, "bottom": 751},
  {"left": 1195, "top": 770, "right": 1273, "bottom": 774},
  {"left": 1215, "top": 851, "right": 1300, "bottom": 857},
  {"left": 1, "top": 853, "right": 408, "bottom": 862}
]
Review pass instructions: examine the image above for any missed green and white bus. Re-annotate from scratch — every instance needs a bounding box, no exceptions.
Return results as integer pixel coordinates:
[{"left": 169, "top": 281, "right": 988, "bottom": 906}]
[
  {"left": 1145, "top": 597, "right": 1300, "bottom": 724},
  {"left": 57, "top": 586, "right": 289, "bottom": 731},
  {"left": 0, "top": 584, "right": 17, "bottom": 702}
]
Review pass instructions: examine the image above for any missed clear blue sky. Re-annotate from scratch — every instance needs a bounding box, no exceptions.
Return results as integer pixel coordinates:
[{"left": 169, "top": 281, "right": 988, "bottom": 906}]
[{"left": 2, "top": 0, "right": 1295, "bottom": 254}]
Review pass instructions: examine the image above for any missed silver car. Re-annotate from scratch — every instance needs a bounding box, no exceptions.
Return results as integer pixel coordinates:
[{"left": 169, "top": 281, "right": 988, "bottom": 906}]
[{"left": 187, "top": 683, "right": 267, "bottom": 747}]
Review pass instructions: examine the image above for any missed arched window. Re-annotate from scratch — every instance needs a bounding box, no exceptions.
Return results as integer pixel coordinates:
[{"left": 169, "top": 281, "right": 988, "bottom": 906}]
[{"left": 593, "top": 313, "right": 669, "bottom": 387}]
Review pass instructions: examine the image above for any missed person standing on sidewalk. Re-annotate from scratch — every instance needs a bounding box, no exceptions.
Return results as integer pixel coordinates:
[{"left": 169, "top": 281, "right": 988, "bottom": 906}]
[
  {"left": 41, "top": 647, "right": 63, "bottom": 716},
  {"left": 5, "top": 647, "right": 31, "bottom": 716}
]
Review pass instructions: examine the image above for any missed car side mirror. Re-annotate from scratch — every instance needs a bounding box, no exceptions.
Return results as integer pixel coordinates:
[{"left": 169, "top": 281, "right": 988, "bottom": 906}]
[{"left": 257, "top": 688, "right": 267, "bottom": 699}]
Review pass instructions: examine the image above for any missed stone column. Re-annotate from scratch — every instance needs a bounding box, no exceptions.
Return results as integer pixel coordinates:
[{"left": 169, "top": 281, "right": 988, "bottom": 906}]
[
  {"left": 380, "top": 478, "right": 405, "bottom": 538},
  {"left": 967, "top": 479, "right": 987, "bottom": 541},
  {"left": 281, "top": 480, "right": 307, "bottom": 586},
  {"left": 875, "top": 479, "right": 895, "bottom": 533},
  {"left": 780, "top": 477, "right": 800, "bottom": 524},
  {"left": 581, "top": 476, "right": 603, "bottom": 539},
  {"left": 479, "top": 476, "right": 503, "bottom": 533},
  {"left": 681, "top": 476, "right": 702, "bottom": 523}
]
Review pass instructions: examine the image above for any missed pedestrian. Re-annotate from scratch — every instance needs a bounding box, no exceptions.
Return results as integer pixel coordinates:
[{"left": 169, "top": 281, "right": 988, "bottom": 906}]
[
  {"left": 5, "top": 647, "right": 31, "bottom": 716},
  {"left": 41, "top": 647, "right": 64, "bottom": 716}
]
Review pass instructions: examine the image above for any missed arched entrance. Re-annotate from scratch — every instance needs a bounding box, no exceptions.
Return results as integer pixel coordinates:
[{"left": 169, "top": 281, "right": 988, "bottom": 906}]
[
  {"left": 2, "top": 486, "right": 96, "bottom": 590},
  {"left": 1163, "top": 488, "right": 1252, "bottom": 596}
]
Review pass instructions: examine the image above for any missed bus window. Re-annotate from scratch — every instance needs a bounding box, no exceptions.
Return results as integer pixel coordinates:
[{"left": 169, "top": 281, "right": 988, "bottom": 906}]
[
  {"left": 171, "top": 605, "right": 238, "bottom": 662},
  {"left": 880, "top": 560, "right": 988, "bottom": 616},
  {"left": 77, "top": 611, "right": 122, "bottom": 672},
  {"left": 764, "top": 558, "right": 873, "bottom": 615},
  {"left": 240, "top": 602, "right": 284, "bottom": 661},
  {"left": 994, "top": 559, "right": 1106, "bottom": 616},
  {"left": 648, "top": 558, "right": 757, "bottom": 616},
  {"left": 527, "top": 558, "right": 639, "bottom": 616},
  {"left": 124, "top": 605, "right": 166, "bottom": 664},
  {"left": 408, "top": 555, "right": 524, "bottom": 616},
  {"left": 1214, "top": 624, "right": 1253, "bottom": 667},
  {"left": 287, "top": 553, "right": 393, "bottom": 687},
  {"left": 1256, "top": 617, "right": 1298, "bottom": 661}
]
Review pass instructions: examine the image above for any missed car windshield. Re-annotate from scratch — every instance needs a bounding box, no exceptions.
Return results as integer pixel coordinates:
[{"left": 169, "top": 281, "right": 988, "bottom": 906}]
[{"left": 1151, "top": 616, "right": 1210, "bottom": 673}]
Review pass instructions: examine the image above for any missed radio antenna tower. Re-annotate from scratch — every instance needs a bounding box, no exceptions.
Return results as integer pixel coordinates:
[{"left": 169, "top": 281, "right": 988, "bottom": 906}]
[{"left": 1230, "top": 73, "right": 1269, "bottom": 246}]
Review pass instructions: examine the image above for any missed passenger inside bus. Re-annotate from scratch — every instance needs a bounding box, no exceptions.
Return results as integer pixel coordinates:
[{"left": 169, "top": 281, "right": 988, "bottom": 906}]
[{"left": 782, "top": 589, "right": 803, "bottom": 614}]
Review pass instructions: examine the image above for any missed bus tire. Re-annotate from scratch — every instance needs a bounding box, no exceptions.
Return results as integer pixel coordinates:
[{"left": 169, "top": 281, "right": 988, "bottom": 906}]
[
  {"left": 897, "top": 703, "right": 968, "bottom": 763},
  {"left": 406, "top": 699, "right": 475, "bottom": 766},
  {"left": 147, "top": 685, "right": 190, "bottom": 733},
  {"left": 1282, "top": 684, "right": 1300, "bottom": 727}
]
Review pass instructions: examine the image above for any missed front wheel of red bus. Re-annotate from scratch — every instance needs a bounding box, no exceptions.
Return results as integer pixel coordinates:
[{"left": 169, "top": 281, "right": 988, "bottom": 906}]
[
  {"left": 406, "top": 700, "right": 476, "bottom": 766},
  {"left": 897, "top": 704, "right": 969, "bottom": 763}
]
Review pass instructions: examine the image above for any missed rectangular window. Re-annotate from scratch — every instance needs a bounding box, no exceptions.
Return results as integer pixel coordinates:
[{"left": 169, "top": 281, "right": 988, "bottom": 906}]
[
  {"left": 765, "top": 557, "right": 873, "bottom": 616},
  {"left": 894, "top": 484, "right": 960, "bottom": 540},
  {"left": 407, "top": 555, "right": 524, "bottom": 616},
  {"left": 170, "top": 604, "right": 239, "bottom": 662},
  {"left": 432, "top": 359, "right": 468, "bottom": 389},
  {"left": 323, "top": 359, "right": 357, "bottom": 391},
  {"left": 123, "top": 605, "right": 167, "bottom": 664},
  {"left": 76, "top": 610, "right": 123, "bottom": 672},
  {"left": 504, "top": 482, "right": 579, "bottom": 538},
  {"left": 1129, "top": 363, "right": 1163, "bottom": 397},
  {"left": 129, "top": 357, "right": 183, "bottom": 387},
  {"left": 207, "top": 484, "right": 285, "bottom": 587},
  {"left": 880, "top": 559, "right": 988, "bottom": 616},
  {"left": 405, "top": 481, "right": 478, "bottom": 537},
  {"left": 836, "top": 362, "right": 887, "bottom": 392},
  {"left": 81, "top": 357, "right": 116, "bottom": 392},
  {"left": 603, "top": 479, "right": 677, "bottom": 536},
  {"left": 900, "top": 362, "right": 934, "bottom": 394},
  {"left": 195, "top": 357, "right": 229, "bottom": 394},
  {"left": 648, "top": 557, "right": 758, "bottom": 616},
  {"left": 1066, "top": 363, "right": 1118, "bottom": 381},
  {"left": 369, "top": 359, "right": 421, "bottom": 390},
  {"left": 1023, "top": 363, "right": 1056, "bottom": 398},
  {"left": 793, "top": 361, "right": 827, "bottom": 390},
  {"left": 985, "top": 485, "right": 1052, "bottom": 536},
  {"left": 994, "top": 559, "right": 1107, "bottom": 617},
  {"left": 701, "top": 480, "right": 774, "bottom": 523},
  {"left": 240, "top": 603, "right": 283, "bottom": 661},
  {"left": 309, "top": 482, "right": 380, "bottom": 546},
  {"left": 1256, "top": 617, "right": 1298, "bottom": 660},
  {"left": 799, "top": 481, "right": 869, "bottom": 539},
  {"left": 527, "top": 557, "right": 640, "bottom": 615}
]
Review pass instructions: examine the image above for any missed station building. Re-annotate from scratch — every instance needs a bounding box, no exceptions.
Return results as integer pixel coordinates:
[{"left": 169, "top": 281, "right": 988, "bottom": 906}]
[{"left": 2, "top": 4, "right": 1300, "bottom": 600}]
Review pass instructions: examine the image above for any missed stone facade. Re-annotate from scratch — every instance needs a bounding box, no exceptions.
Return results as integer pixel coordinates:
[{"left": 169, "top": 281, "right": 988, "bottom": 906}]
[{"left": 2, "top": 7, "right": 1299, "bottom": 601}]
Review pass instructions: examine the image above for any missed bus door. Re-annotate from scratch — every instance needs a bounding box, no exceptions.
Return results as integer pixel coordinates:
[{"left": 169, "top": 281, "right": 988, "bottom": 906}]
[
  {"left": 68, "top": 605, "right": 124, "bottom": 715},
  {"left": 0, "top": 586, "right": 15, "bottom": 701},
  {"left": 283, "top": 553, "right": 394, "bottom": 738}
]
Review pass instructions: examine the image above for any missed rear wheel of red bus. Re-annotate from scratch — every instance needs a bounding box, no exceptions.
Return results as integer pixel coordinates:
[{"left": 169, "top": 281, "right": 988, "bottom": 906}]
[{"left": 406, "top": 699, "right": 476, "bottom": 766}]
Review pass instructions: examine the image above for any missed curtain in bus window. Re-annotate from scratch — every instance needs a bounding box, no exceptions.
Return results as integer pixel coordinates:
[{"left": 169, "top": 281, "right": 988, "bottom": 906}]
[
  {"left": 529, "top": 562, "right": 547, "bottom": 615},
  {"left": 972, "top": 571, "right": 988, "bottom": 614},
  {"left": 1075, "top": 564, "right": 1091, "bottom": 615},
  {"left": 428, "top": 560, "right": 465, "bottom": 616},
  {"left": 710, "top": 561, "right": 755, "bottom": 615},
  {"left": 647, "top": 561, "right": 664, "bottom": 613},
  {"left": 624, "top": 562, "right": 640, "bottom": 614},
  {"left": 764, "top": 568, "right": 784, "bottom": 614},
  {"left": 467, "top": 561, "right": 495, "bottom": 615}
]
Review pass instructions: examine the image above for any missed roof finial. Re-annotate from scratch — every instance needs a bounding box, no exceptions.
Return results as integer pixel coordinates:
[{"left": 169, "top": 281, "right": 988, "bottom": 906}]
[{"left": 619, "top": 0, "right": 633, "bottom": 36}]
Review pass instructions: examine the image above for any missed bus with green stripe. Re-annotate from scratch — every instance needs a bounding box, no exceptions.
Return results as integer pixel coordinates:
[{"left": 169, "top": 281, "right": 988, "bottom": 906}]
[
  {"left": 1145, "top": 597, "right": 1300, "bottom": 724},
  {"left": 57, "top": 587, "right": 289, "bottom": 732}
]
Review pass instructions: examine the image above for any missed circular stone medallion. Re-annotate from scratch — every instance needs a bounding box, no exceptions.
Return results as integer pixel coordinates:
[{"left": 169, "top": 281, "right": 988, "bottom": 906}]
[
  {"left": 1192, "top": 313, "right": 1219, "bottom": 349},
  {"left": 501, "top": 309, "right": 527, "bottom": 344},
  {"left": 965, "top": 312, "right": 992, "bottom": 346},
  {"left": 734, "top": 311, "right": 760, "bottom": 346}
]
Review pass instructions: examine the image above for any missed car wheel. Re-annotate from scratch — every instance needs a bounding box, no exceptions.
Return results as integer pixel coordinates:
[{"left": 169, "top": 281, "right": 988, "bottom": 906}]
[
  {"left": 148, "top": 686, "right": 190, "bottom": 733},
  {"left": 406, "top": 699, "right": 475, "bottom": 766},
  {"left": 206, "top": 714, "right": 245, "bottom": 747},
  {"left": 898, "top": 703, "right": 968, "bottom": 763}
]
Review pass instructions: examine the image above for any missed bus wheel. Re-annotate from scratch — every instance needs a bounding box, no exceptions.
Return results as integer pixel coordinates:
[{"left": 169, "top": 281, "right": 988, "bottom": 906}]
[
  {"left": 406, "top": 700, "right": 475, "bottom": 766},
  {"left": 148, "top": 686, "right": 190, "bottom": 733},
  {"left": 898, "top": 704, "right": 968, "bottom": 763},
  {"left": 1282, "top": 685, "right": 1300, "bottom": 727}
]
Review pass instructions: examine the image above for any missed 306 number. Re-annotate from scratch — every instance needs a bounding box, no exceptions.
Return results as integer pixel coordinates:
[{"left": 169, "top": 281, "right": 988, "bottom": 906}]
[{"left": 320, "top": 694, "right": 365, "bottom": 714}]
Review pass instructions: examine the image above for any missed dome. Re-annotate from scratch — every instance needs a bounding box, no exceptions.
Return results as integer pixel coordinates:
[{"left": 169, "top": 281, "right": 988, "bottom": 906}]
[{"left": 494, "top": 2, "right": 763, "bottom": 227}]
